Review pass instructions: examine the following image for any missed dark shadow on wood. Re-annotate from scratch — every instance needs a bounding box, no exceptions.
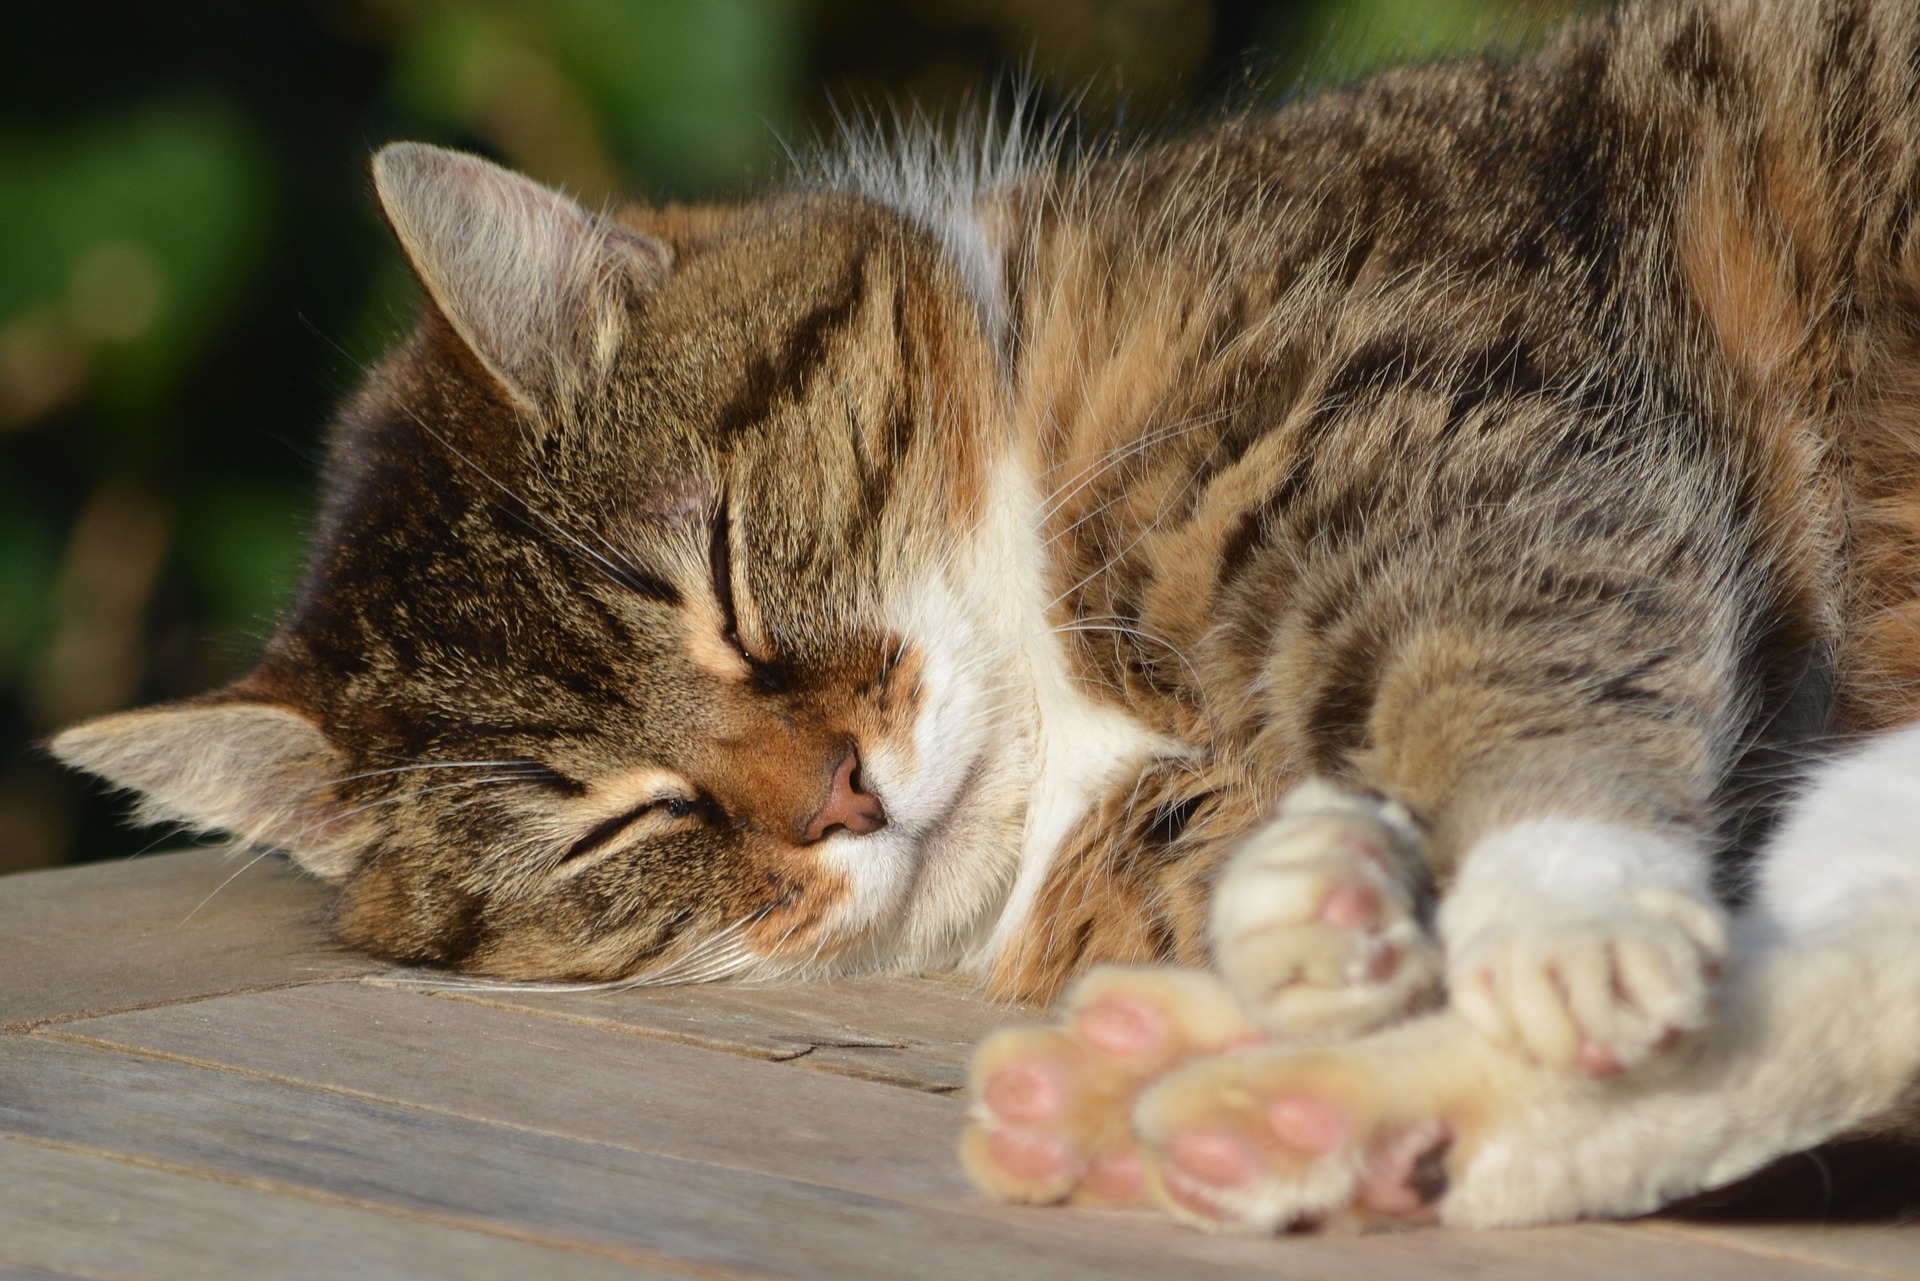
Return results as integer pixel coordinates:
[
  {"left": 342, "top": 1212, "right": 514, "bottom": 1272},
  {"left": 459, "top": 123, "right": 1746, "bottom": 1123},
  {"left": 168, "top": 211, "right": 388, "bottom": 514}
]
[{"left": 1663, "top": 1136, "right": 1920, "bottom": 1224}]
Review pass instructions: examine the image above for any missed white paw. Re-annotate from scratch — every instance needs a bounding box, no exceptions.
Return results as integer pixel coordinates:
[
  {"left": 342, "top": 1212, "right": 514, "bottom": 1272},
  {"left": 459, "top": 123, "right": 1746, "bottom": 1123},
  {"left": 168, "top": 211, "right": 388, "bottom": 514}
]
[
  {"left": 1211, "top": 779, "right": 1442, "bottom": 1041},
  {"left": 1448, "top": 878, "right": 1727, "bottom": 1075}
]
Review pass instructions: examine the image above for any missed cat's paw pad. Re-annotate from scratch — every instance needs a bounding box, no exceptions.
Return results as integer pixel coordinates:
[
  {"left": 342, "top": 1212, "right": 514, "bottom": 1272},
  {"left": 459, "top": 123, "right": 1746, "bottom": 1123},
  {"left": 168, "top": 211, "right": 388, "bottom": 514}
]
[
  {"left": 1449, "top": 883, "right": 1726, "bottom": 1075},
  {"left": 1133, "top": 1044, "right": 1454, "bottom": 1233},
  {"left": 1212, "top": 780, "right": 1442, "bottom": 1041},
  {"left": 961, "top": 966, "right": 1257, "bottom": 1207}
]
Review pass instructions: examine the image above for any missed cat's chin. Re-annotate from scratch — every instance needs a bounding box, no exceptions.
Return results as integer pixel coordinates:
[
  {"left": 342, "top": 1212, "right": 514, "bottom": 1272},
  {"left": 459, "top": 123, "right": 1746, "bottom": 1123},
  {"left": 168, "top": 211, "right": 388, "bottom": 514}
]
[{"left": 899, "top": 752, "right": 993, "bottom": 890}]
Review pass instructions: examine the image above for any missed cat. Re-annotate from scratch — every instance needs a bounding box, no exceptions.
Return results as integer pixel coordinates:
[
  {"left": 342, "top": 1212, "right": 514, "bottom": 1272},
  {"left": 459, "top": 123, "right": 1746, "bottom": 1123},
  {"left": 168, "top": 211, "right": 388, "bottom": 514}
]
[{"left": 50, "top": 0, "right": 1920, "bottom": 1234}]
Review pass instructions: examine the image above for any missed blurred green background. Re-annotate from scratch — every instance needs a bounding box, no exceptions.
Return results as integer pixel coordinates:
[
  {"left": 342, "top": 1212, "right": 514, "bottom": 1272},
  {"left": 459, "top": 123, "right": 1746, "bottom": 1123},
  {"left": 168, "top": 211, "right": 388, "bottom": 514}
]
[{"left": 0, "top": 0, "right": 1570, "bottom": 873}]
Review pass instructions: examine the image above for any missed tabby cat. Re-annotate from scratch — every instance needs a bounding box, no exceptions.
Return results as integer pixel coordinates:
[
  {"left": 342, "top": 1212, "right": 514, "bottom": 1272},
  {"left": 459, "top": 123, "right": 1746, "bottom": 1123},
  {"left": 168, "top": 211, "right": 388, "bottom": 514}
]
[{"left": 52, "top": 0, "right": 1920, "bottom": 1233}]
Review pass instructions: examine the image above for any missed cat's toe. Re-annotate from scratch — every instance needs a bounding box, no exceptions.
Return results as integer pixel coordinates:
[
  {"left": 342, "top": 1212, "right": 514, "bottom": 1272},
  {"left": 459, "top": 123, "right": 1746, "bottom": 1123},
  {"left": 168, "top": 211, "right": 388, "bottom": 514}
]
[
  {"left": 1132, "top": 1041, "right": 1456, "bottom": 1234},
  {"left": 960, "top": 965, "right": 1258, "bottom": 1207},
  {"left": 1212, "top": 781, "right": 1442, "bottom": 1042},
  {"left": 1450, "top": 886, "right": 1726, "bottom": 1074}
]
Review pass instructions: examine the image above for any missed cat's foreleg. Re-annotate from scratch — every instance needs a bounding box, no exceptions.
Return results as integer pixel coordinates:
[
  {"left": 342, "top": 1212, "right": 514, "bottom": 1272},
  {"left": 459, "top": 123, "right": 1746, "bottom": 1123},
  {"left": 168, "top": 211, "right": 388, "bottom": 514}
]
[
  {"left": 1127, "top": 722, "right": 1920, "bottom": 1231},
  {"left": 1209, "top": 778, "right": 1444, "bottom": 1041},
  {"left": 1126, "top": 929, "right": 1920, "bottom": 1231},
  {"left": 961, "top": 777, "right": 1451, "bottom": 1209},
  {"left": 1438, "top": 812, "right": 1727, "bottom": 1075},
  {"left": 960, "top": 965, "right": 1260, "bottom": 1206}
]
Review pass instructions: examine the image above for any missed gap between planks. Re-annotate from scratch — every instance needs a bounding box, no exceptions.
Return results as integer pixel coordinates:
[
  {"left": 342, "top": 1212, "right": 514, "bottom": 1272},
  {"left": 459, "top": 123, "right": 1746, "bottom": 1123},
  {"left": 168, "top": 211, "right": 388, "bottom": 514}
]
[
  {"left": 8, "top": 851, "right": 1914, "bottom": 1280},
  {"left": 21, "top": 983, "right": 1902, "bottom": 1281},
  {"left": 1, "top": 1033, "right": 1319, "bottom": 1281},
  {"left": 0, "top": 1130, "right": 735, "bottom": 1281}
]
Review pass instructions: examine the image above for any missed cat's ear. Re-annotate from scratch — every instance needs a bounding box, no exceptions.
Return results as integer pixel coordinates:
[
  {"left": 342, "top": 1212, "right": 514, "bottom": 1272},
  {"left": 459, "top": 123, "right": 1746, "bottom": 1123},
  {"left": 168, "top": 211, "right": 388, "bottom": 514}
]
[
  {"left": 371, "top": 142, "right": 668, "bottom": 412},
  {"left": 49, "top": 698, "right": 369, "bottom": 881}
]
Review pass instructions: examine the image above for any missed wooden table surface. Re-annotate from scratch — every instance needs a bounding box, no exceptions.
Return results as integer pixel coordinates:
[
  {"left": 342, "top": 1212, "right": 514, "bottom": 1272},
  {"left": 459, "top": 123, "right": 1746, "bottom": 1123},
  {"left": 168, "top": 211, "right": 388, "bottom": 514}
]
[{"left": 2, "top": 849, "right": 1916, "bottom": 1280}]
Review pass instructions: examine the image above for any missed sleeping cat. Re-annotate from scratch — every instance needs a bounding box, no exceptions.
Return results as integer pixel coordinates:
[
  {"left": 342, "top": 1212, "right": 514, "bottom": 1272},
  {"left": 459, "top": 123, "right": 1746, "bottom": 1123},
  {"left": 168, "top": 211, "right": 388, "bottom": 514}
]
[{"left": 50, "top": 0, "right": 1920, "bottom": 1233}]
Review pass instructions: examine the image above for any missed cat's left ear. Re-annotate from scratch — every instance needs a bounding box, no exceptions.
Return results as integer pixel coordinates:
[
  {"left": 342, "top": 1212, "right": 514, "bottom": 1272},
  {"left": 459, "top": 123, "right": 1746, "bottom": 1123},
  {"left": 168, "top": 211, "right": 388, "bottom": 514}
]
[
  {"left": 372, "top": 142, "right": 669, "bottom": 413},
  {"left": 50, "top": 696, "right": 370, "bottom": 881}
]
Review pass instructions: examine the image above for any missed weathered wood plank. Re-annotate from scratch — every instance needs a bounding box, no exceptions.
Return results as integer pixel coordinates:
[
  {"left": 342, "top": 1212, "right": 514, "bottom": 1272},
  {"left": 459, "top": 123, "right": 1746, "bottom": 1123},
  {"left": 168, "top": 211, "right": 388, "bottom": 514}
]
[
  {"left": 52, "top": 983, "right": 975, "bottom": 1205},
  {"left": 0, "top": 1035, "right": 1305, "bottom": 1281},
  {"left": 0, "top": 1134, "right": 685, "bottom": 1281},
  {"left": 0, "top": 1263, "right": 87, "bottom": 1281},
  {"left": 389, "top": 969, "right": 1029, "bottom": 1093},
  {"left": 39, "top": 992, "right": 1872, "bottom": 1281},
  {"left": 1035, "top": 1210, "right": 1899, "bottom": 1281},
  {"left": 7, "top": 854, "right": 1901, "bottom": 1280},
  {"left": 1646, "top": 1222, "right": 1920, "bottom": 1279},
  {"left": 0, "top": 849, "right": 378, "bottom": 1029}
]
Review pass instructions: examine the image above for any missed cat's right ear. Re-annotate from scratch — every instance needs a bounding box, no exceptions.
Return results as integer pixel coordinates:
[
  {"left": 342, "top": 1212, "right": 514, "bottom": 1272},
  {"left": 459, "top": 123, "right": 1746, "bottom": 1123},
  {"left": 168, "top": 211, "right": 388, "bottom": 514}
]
[
  {"left": 371, "top": 142, "right": 669, "bottom": 414},
  {"left": 49, "top": 699, "right": 369, "bottom": 881}
]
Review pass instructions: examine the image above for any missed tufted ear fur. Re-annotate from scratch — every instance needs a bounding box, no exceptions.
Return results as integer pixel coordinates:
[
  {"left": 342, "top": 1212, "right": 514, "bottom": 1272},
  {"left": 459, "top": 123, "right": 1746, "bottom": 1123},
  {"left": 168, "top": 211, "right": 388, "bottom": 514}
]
[
  {"left": 371, "top": 141, "right": 669, "bottom": 412},
  {"left": 50, "top": 699, "right": 369, "bottom": 880}
]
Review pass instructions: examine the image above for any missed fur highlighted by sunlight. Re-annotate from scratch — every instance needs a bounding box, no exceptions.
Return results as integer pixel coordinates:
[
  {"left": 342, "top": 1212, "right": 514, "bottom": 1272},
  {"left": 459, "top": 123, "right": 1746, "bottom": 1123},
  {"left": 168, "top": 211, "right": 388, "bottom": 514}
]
[{"left": 53, "top": 0, "right": 1920, "bottom": 1234}]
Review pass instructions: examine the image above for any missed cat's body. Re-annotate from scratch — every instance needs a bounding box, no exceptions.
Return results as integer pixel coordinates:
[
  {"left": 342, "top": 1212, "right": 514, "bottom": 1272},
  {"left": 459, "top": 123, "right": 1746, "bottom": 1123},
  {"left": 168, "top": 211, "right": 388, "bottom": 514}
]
[{"left": 52, "top": 0, "right": 1920, "bottom": 1232}]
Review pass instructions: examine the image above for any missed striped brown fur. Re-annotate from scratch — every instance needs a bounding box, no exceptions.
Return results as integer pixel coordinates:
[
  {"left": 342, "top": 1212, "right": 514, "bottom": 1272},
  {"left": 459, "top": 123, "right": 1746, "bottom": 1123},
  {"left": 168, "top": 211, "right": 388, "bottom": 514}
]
[{"left": 51, "top": 0, "right": 1920, "bottom": 1015}]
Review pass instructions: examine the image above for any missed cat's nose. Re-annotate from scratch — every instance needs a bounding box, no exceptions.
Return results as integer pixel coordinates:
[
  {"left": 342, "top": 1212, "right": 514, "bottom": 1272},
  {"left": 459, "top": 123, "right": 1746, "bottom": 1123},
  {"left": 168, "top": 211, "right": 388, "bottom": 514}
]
[{"left": 803, "top": 750, "right": 887, "bottom": 842}]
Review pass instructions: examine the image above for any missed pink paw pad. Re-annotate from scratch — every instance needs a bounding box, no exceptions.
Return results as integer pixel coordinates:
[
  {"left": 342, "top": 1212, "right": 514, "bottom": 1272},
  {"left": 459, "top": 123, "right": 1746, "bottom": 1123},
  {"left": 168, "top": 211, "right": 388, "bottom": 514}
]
[
  {"left": 1081, "top": 1148, "right": 1146, "bottom": 1201},
  {"left": 1576, "top": 1040, "right": 1623, "bottom": 1077},
  {"left": 1266, "top": 1094, "right": 1348, "bottom": 1154},
  {"left": 1319, "top": 879, "right": 1385, "bottom": 929},
  {"left": 1076, "top": 997, "right": 1167, "bottom": 1058},
  {"left": 987, "top": 1126, "right": 1073, "bottom": 1181},
  {"left": 984, "top": 1063, "right": 1066, "bottom": 1124},
  {"left": 1355, "top": 1122, "right": 1452, "bottom": 1220},
  {"left": 1168, "top": 1128, "right": 1258, "bottom": 1188},
  {"left": 1364, "top": 943, "right": 1402, "bottom": 981}
]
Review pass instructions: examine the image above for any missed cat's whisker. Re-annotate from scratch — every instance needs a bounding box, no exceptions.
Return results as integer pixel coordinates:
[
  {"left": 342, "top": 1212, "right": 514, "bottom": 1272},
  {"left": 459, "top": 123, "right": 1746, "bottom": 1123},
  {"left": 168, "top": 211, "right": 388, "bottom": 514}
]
[
  {"left": 57, "top": 14, "right": 1920, "bottom": 1230},
  {"left": 655, "top": 944, "right": 756, "bottom": 987},
  {"left": 177, "top": 844, "right": 279, "bottom": 925},
  {"left": 746, "top": 910, "right": 823, "bottom": 981},
  {"left": 1035, "top": 407, "right": 1234, "bottom": 525},
  {"left": 628, "top": 912, "right": 768, "bottom": 987},
  {"left": 678, "top": 943, "right": 763, "bottom": 986},
  {"left": 396, "top": 406, "right": 667, "bottom": 600},
  {"left": 1047, "top": 617, "right": 1209, "bottom": 692},
  {"left": 1038, "top": 428, "right": 1222, "bottom": 622},
  {"left": 516, "top": 451, "right": 674, "bottom": 595}
]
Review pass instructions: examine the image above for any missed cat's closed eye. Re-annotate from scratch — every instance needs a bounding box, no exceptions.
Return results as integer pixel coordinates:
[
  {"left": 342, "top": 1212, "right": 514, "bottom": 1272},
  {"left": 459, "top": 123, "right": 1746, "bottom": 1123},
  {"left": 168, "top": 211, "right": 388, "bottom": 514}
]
[
  {"left": 554, "top": 791, "right": 704, "bottom": 876},
  {"left": 705, "top": 497, "right": 789, "bottom": 692}
]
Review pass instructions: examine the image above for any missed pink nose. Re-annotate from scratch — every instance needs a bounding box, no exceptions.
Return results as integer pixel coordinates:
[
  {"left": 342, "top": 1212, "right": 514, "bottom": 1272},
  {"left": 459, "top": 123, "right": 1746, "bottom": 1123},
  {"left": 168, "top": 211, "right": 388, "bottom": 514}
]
[{"left": 803, "top": 751, "right": 887, "bottom": 842}]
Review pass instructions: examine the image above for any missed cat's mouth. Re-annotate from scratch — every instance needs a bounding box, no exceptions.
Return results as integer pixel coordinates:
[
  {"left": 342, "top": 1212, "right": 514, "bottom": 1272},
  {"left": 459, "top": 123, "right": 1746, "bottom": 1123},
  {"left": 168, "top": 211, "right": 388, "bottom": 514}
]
[
  {"left": 903, "top": 753, "right": 987, "bottom": 862},
  {"left": 813, "top": 742, "right": 989, "bottom": 941}
]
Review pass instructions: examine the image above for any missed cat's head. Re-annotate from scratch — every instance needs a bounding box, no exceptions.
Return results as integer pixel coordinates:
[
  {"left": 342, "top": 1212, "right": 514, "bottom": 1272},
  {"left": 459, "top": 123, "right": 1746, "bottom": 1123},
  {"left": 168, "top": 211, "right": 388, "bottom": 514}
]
[{"left": 52, "top": 143, "right": 1034, "bottom": 980}]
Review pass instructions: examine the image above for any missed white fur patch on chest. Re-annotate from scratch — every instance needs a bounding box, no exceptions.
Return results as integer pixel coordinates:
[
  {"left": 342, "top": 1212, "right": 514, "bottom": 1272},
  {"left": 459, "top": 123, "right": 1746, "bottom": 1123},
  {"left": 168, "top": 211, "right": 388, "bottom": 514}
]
[
  {"left": 986, "top": 649, "right": 1174, "bottom": 961},
  {"left": 963, "top": 459, "right": 1188, "bottom": 964}
]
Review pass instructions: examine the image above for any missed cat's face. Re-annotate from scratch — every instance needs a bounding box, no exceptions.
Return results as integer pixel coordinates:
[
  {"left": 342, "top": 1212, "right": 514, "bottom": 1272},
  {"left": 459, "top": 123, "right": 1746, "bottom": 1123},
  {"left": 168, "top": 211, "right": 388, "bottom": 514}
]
[{"left": 54, "top": 145, "right": 1031, "bottom": 980}]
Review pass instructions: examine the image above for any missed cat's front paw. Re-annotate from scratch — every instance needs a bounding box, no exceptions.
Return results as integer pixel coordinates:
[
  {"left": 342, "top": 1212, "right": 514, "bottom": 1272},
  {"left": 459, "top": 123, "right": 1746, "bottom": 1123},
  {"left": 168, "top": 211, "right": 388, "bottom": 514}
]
[
  {"left": 1447, "top": 881, "right": 1726, "bottom": 1075},
  {"left": 1211, "top": 779, "right": 1442, "bottom": 1042},
  {"left": 960, "top": 966, "right": 1259, "bottom": 1207}
]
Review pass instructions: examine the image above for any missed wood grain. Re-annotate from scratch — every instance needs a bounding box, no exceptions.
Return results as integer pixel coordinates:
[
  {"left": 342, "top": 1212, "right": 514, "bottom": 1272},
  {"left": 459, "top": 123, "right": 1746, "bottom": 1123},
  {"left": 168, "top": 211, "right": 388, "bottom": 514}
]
[
  {"left": 51, "top": 983, "right": 976, "bottom": 1205},
  {"left": 1645, "top": 1222, "right": 1920, "bottom": 1278},
  {"left": 40, "top": 988, "right": 1900, "bottom": 1281},
  {"left": 0, "top": 849, "right": 378, "bottom": 1029},
  {"left": 0, "top": 1035, "right": 1291, "bottom": 1281},
  {"left": 0, "top": 1263, "right": 88, "bottom": 1281},
  {"left": 0, "top": 1135, "right": 684, "bottom": 1281},
  {"left": 390, "top": 969, "right": 1029, "bottom": 1093},
  {"left": 6, "top": 849, "right": 1913, "bottom": 1280}
]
